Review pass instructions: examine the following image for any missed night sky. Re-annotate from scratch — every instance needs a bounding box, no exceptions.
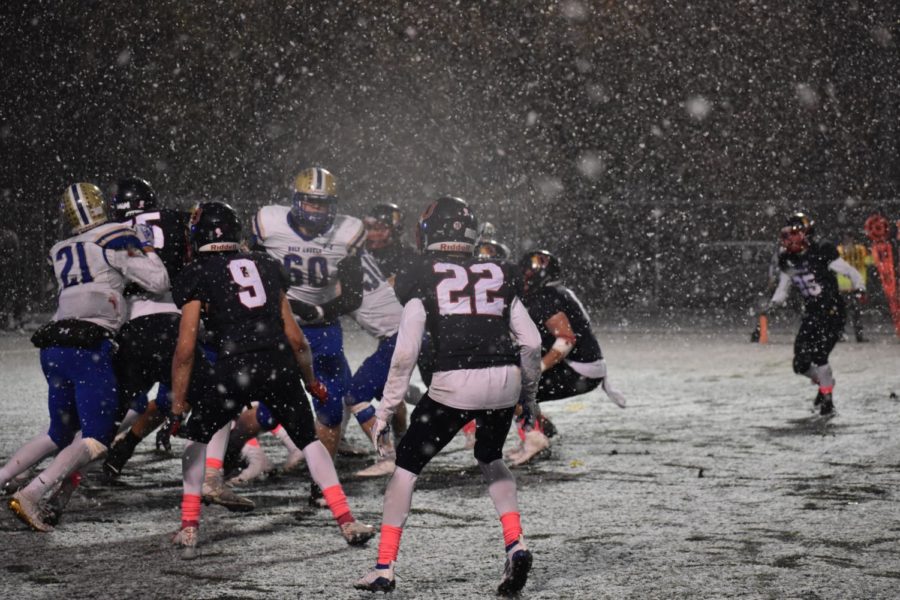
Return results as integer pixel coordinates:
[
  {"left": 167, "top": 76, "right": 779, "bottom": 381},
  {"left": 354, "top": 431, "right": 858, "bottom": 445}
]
[{"left": 1, "top": 1, "right": 898, "bottom": 311}]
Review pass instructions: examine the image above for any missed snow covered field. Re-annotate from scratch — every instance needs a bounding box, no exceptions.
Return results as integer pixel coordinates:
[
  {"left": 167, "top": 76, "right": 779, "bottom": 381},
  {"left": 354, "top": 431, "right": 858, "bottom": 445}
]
[{"left": 1, "top": 322, "right": 898, "bottom": 599}]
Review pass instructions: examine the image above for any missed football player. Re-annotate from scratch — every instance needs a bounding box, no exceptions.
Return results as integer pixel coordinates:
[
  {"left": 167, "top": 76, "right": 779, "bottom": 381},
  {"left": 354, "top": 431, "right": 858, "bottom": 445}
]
[
  {"left": 167, "top": 201, "right": 374, "bottom": 557},
  {"left": 101, "top": 177, "right": 190, "bottom": 479},
  {"left": 251, "top": 168, "right": 364, "bottom": 462},
  {"left": 2, "top": 183, "right": 169, "bottom": 531},
  {"left": 363, "top": 202, "right": 412, "bottom": 283},
  {"left": 355, "top": 197, "right": 541, "bottom": 596},
  {"left": 768, "top": 212, "right": 865, "bottom": 416},
  {"left": 512, "top": 250, "right": 627, "bottom": 465}
]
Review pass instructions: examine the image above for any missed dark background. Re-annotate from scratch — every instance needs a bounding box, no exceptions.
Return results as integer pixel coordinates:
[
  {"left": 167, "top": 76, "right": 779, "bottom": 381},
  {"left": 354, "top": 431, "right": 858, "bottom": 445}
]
[{"left": 1, "top": 1, "right": 898, "bottom": 314}]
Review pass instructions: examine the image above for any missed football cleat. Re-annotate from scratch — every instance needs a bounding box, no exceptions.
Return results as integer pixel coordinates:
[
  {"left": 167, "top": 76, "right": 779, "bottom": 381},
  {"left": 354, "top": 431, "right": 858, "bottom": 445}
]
[
  {"left": 202, "top": 469, "right": 255, "bottom": 512},
  {"left": 103, "top": 433, "right": 140, "bottom": 479},
  {"left": 171, "top": 526, "right": 199, "bottom": 560},
  {"left": 281, "top": 449, "right": 305, "bottom": 473},
  {"left": 8, "top": 491, "right": 53, "bottom": 532},
  {"left": 817, "top": 393, "right": 835, "bottom": 417},
  {"left": 509, "top": 430, "right": 551, "bottom": 467},
  {"left": 354, "top": 457, "right": 396, "bottom": 478},
  {"left": 340, "top": 520, "right": 376, "bottom": 546},
  {"left": 354, "top": 562, "right": 396, "bottom": 592},
  {"left": 497, "top": 537, "right": 533, "bottom": 596},
  {"left": 228, "top": 443, "right": 275, "bottom": 485},
  {"left": 308, "top": 482, "right": 328, "bottom": 509}
]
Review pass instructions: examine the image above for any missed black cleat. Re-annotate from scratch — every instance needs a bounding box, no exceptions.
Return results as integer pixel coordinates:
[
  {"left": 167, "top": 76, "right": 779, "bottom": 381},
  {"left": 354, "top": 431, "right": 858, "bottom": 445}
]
[
  {"left": 497, "top": 547, "right": 533, "bottom": 596},
  {"left": 308, "top": 482, "right": 327, "bottom": 509},
  {"left": 818, "top": 393, "right": 835, "bottom": 417},
  {"left": 103, "top": 431, "right": 140, "bottom": 479}
]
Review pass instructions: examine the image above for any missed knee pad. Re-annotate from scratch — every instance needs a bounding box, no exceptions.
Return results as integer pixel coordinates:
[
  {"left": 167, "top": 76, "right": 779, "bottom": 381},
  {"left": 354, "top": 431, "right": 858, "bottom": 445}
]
[
  {"left": 83, "top": 437, "right": 108, "bottom": 461},
  {"left": 255, "top": 402, "right": 277, "bottom": 431},
  {"left": 792, "top": 355, "right": 811, "bottom": 375},
  {"left": 315, "top": 397, "right": 345, "bottom": 428}
]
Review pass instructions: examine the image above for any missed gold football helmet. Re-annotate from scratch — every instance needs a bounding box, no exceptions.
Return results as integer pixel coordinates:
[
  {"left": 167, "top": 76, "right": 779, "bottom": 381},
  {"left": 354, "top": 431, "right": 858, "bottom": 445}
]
[
  {"left": 60, "top": 183, "right": 108, "bottom": 236},
  {"left": 292, "top": 167, "right": 337, "bottom": 234}
]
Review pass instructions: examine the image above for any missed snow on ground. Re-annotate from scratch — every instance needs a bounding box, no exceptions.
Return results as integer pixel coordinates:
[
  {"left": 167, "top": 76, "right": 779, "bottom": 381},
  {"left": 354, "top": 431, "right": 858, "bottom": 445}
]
[{"left": 0, "top": 320, "right": 898, "bottom": 599}]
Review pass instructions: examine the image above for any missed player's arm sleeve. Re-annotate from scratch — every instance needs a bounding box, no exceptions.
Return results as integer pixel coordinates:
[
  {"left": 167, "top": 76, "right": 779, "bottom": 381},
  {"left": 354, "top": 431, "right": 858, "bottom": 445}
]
[
  {"left": 375, "top": 298, "right": 426, "bottom": 423},
  {"left": 319, "top": 255, "right": 363, "bottom": 321},
  {"left": 829, "top": 257, "right": 865, "bottom": 290},
  {"left": 108, "top": 247, "right": 170, "bottom": 295},
  {"left": 509, "top": 297, "right": 542, "bottom": 405},
  {"left": 769, "top": 272, "right": 792, "bottom": 306}
]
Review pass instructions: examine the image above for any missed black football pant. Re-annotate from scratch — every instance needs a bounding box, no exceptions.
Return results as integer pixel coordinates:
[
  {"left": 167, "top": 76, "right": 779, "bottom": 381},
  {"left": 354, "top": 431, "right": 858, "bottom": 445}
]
[
  {"left": 181, "top": 348, "right": 317, "bottom": 449},
  {"left": 113, "top": 312, "right": 181, "bottom": 421},
  {"left": 395, "top": 394, "right": 516, "bottom": 475},
  {"left": 537, "top": 361, "right": 602, "bottom": 402},
  {"left": 792, "top": 310, "right": 845, "bottom": 374}
]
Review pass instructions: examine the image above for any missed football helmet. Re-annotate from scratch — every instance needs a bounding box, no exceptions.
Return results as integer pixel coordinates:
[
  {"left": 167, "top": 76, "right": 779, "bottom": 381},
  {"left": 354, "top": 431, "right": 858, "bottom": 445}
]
[
  {"left": 291, "top": 167, "right": 337, "bottom": 235},
  {"left": 474, "top": 239, "right": 510, "bottom": 260},
  {"left": 416, "top": 196, "right": 478, "bottom": 253},
  {"left": 364, "top": 202, "right": 404, "bottom": 250},
  {"left": 189, "top": 201, "right": 242, "bottom": 254},
  {"left": 519, "top": 249, "right": 561, "bottom": 293},
  {"left": 110, "top": 177, "right": 158, "bottom": 222},
  {"left": 60, "top": 183, "right": 108, "bottom": 236},
  {"left": 780, "top": 211, "right": 815, "bottom": 254}
]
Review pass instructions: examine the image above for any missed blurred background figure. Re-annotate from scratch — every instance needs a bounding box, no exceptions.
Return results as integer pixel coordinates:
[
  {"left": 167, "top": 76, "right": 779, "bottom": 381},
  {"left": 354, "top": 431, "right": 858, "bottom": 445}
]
[
  {"left": 837, "top": 230, "right": 872, "bottom": 342},
  {"left": 0, "top": 228, "right": 25, "bottom": 331}
]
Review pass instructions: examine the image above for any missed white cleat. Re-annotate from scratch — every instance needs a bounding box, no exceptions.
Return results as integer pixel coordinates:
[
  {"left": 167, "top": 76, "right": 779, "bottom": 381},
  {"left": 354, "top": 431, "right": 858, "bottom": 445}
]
[
  {"left": 354, "top": 561, "right": 396, "bottom": 592},
  {"left": 171, "top": 526, "right": 199, "bottom": 560},
  {"left": 510, "top": 430, "right": 551, "bottom": 467},
  {"left": 281, "top": 449, "right": 305, "bottom": 473},
  {"left": 228, "top": 443, "right": 274, "bottom": 485},
  {"left": 340, "top": 520, "right": 376, "bottom": 546},
  {"left": 355, "top": 457, "right": 396, "bottom": 478},
  {"left": 202, "top": 468, "right": 255, "bottom": 511}
]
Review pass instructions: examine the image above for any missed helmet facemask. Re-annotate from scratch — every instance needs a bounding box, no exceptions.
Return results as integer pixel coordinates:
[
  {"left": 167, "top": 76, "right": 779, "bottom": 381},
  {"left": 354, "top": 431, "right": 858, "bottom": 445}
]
[{"left": 291, "top": 193, "right": 336, "bottom": 235}]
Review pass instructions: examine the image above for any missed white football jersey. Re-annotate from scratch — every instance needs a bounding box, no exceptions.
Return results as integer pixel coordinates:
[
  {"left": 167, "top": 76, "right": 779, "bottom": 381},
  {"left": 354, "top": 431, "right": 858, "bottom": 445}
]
[
  {"left": 352, "top": 250, "right": 402, "bottom": 339},
  {"left": 252, "top": 205, "right": 366, "bottom": 305},
  {"left": 49, "top": 222, "right": 169, "bottom": 332}
]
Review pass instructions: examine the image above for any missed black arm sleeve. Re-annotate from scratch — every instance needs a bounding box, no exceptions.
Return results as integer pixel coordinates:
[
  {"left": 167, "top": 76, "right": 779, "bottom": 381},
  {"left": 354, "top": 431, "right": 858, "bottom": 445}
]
[{"left": 319, "top": 255, "right": 363, "bottom": 321}]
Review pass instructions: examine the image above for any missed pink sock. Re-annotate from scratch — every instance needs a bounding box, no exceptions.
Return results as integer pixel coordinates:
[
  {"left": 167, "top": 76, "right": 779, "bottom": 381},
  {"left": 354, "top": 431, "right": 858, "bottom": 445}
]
[
  {"left": 500, "top": 511, "right": 522, "bottom": 546},
  {"left": 322, "top": 484, "right": 354, "bottom": 525},
  {"left": 181, "top": 493, "right": 202, "bottom": 529},
  {"left": 377, "top": 525, "right": 403, "bottom": 564}
]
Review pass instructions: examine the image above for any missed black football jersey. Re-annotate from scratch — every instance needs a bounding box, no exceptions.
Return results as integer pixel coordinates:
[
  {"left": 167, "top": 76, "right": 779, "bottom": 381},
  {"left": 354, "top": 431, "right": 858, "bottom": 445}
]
[
  {"left": 522, "top": 284, "right": 603, "bottom": 363},
  {"left": 778, "top": 241, "right": 844, "bottom": 316},
  {"left": 172, "top": 251, "right": 291, "bottom": 357},
  {"left": 369, "top": 242, "right": 417, "bottom": 280},
  {"left": 130, "top": 208, "right": 190, "bottom": 281},
  {"left": 395, "top": 254, "right": 520, "bottom": 371}
]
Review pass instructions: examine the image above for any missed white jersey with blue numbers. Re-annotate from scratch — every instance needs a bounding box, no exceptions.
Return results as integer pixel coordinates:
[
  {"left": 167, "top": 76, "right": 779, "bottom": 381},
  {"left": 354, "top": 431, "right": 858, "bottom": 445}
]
[
  {"left": 352, "top": 250, "right": 402, "bottom": 339},
  {"left": 49, "top": 222, "right": 170, "bottom": 332},
  {"left": 252, "top": 205, "right": 366, "bottom": 306}
]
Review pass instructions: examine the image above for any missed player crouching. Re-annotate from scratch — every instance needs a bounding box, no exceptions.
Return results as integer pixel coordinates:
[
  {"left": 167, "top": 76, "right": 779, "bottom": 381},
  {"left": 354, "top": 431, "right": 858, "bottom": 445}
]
[{"left": 166, "top": 201, "right": 374, "bottom": 558}]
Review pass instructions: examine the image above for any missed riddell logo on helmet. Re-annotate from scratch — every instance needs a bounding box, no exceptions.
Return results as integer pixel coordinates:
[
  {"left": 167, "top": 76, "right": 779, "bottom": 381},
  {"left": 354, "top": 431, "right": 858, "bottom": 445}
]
[
  {"left": 206, "top": 242, "right": 239, "bottom": 251},
  {"left": 438, "top": 242, "right": 470, "bottom": 252}
]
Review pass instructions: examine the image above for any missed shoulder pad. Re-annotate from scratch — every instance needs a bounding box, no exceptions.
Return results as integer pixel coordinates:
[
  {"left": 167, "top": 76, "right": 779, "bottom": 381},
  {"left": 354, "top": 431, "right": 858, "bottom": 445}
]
[
  {"left": 90, "top": 224, "right": 141, "bottom": 251},
  {"left": 253, "top": 205, "right": 290, "bottom": 240},
  {"left": 326, "top": 214, "right": 366, "bottom": 253}
]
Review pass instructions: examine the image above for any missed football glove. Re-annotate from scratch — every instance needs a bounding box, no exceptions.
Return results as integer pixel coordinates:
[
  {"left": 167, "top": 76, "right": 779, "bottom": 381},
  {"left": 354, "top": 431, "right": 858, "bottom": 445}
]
[
  {"left": 134, "top": 223, "right": 155, "bottom": 250},
  {"left": 307, "top": 380, "right": 329, "bottom": 404},
  {"left": 369, "top": 418, "right": 391, "bottom": 457}
]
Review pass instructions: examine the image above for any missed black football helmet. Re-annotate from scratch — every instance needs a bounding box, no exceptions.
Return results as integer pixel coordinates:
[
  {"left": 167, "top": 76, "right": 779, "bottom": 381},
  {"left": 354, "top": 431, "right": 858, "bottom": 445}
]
[
  {"left": 189, "top": 201, "right": 242, "bottom": 254},
  {"left": 474, "top": 239, "right": 510, "bottom": 260},
  {"left": 110, "top": 177, "right": 158, "bottom": 222},
  {"left": 416, "top": 196, "right": 478, "bottom": 253},
  {"left": 365, "top": 202, "right": 405, "bottom": 250},
  {"left": 520, "top": 249, "right": 561, "bottom": 293},
  {"left": 780, "top": 211, "right": 815, "bottom": 254}
]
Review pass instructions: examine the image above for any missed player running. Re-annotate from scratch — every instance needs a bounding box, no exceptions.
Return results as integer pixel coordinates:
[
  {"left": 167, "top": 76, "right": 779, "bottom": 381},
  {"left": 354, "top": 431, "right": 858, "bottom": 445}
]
[
  {"left": 355, "top": 196, "right": 541, "bottom": 596},
  {"left": 166, "top": 201, "right": 374, "bottom": 557},
  {"left": 2, "top": 183, "right": 169, "bottom": 531},
  {"left": 768, "top": 212, "right": 866, "bottom": 416}
]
